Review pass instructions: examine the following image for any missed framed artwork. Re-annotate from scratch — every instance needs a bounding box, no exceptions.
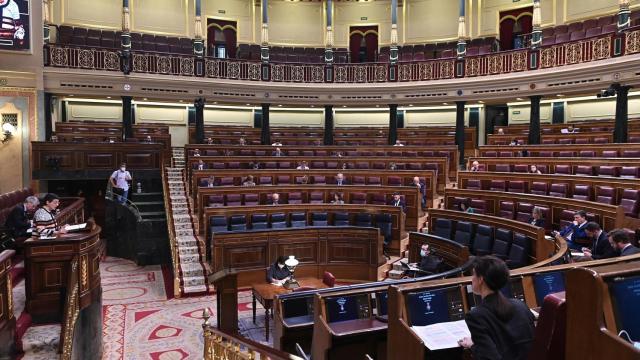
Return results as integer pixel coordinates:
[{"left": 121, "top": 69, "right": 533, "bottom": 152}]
[{"left": 0, "top": 0, "right": 30, "bottom": 52}]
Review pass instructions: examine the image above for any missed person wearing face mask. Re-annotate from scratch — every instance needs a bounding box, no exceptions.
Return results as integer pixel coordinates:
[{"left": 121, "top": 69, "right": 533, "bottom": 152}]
[
  {"left": 457, "top": 256, "right": 535, "bottom": 359},
  {"left": 110, "top": 162, "right": 132, "bottom": 204},
  {"left": 416, "top": 244, "right": 444, "bottom": 275},
  {"left": 266, "top": 255, "right": 291, "bottom": 285}
]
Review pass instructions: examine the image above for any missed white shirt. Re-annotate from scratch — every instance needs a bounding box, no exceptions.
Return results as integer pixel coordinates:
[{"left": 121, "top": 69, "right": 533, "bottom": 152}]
[
  {"left": 111, "top": 169, "right": 131, "bottom": 190},
  {"left": 1, "top": 1, "right": 20, "bottom": 30},
  {"left": 296, "top": 165, "right": 309, "bottom": 170}
]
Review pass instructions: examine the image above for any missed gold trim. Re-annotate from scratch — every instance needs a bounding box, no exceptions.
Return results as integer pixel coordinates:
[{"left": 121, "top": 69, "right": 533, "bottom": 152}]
[
  {"left": 349, "top": 29, "right": 379, "bottom": 37},
  {"left": 207, "top": 23, "right": 238, "bottom": 32},
  {"left": 205, "top": 15, "right": 241, "bottom": 42},
  {"left": 499, "top": 12, "right": 534, "bottom": 23}
]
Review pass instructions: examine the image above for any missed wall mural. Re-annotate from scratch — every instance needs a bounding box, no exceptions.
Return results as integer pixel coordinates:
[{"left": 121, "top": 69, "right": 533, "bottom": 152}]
[{"left": 0, "top": 0, "right": 29, "bottom": 52}]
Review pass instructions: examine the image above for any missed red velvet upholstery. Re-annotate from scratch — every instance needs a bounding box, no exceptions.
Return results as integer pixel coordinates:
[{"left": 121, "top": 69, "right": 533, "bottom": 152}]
[
  {"left": 527, "top": 292, "right": 567, "bottom": 360},
  {"left": 595, "top": 186, "right": 615, "bottom": 205},
  {"left": 498, "top": 201, "right": 515, "bottom": 219},
  {"left": 323, "top": 271, "right": 336, "bottom": 287},
  {"left": 549, "top": 183, "right": 569, "bottom": 198},
  {"left": 531, "top": 182, "right": 548, "bottom": 195},
  {"left": 572, "top": 184, "right": 592, "bottom": 201}
]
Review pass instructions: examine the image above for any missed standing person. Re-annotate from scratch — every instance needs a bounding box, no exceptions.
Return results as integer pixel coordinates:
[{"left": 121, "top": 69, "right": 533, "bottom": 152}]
[
  {"left": 412, "top": 176, "right": 427, "bottom": 208},
  {"left": 33, "top": 193, "right": 68, "bottom": 238},
  {"left": 110, "top": 162, "right": 132, "bottom": 204},
  {"left": 458, "top": 256, "right": 535, "bottom": 359},
  {"left": 5, "top": 196, "right": 39, "bottom": 238}
]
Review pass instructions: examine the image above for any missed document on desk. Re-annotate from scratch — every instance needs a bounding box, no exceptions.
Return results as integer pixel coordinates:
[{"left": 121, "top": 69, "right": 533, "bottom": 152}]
[
  {"left": 411, "top": 320, "right": 471, "bottom": 350},
  {"left": 65, "top": 223, "right": 87, "bottom": 232}
]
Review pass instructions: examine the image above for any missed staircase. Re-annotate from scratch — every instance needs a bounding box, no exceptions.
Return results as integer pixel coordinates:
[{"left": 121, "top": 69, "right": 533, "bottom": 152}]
[{"left": 165, "top": 147, "right": 209, "bottom": 296}]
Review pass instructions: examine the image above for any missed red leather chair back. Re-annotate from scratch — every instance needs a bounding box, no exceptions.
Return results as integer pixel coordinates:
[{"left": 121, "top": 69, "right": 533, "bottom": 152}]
[{"left": 527, "top": 292, "right": 567, "bottom": 360}]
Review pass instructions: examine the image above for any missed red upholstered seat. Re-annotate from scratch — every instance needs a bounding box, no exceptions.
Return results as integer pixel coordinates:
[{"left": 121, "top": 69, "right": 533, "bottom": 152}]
[
  {"left": 578, "top": 150, "right": 595, "bottom": 157},
  {"left": 527, "top": 292, "right": 567, "bottom": 360},
  {"left": 513, "top": 164, "right": 528, "bottom": 173},
  {"left": 595, "top": 186, "right": 615, "bottom": 205},
  {"left": 259, "top": 176, "right": 272, "bottom": 185},
  {"left": 557, "top": 138, "right": 573, "bottom": 144},
  {"left": 466, "top": 179, "right": 482, "bottom": 190},
  {"left": 352, "top": 176, "right": 365, "bottom": 185},
  {"left": 572, "top": 184, "right": 592, "bottom": 201},
  {"left": 323, "top": 271, "right": 336, "bottom": 287},
  {"left": 498, "top": 201, "right": 515, "bottom": 219},
  {"left": 621, "top": 190, "right": 640, "bottom": 217},
  {"left": 622, "top": 150, "right": 640, "bottom": 157},
  {"left": 531, "top": 182, "right": 548, "bottom": 195},
  {"left": 593, "top": 137, "right": 609, "bottom": 143},
  {"left": 244, "top": 194, "right": 259, "bottom": 206},
  {"left": 537, "top": 151, "right": 554, "bottom": 157},
  {"left": 558, "top": 151, "right": 575, "bottom": 157},
  {"left": 620, "top": 167, "right": 640, "bottom": 178},
  {"left": 516, "top": 202, "right": 534, "bottom": 222},
  {"left": 602, "top": 150, "right": 618, "bottom": 157},
  {"left": 470, "top": 199, "right": 486, "bottom": 214},
  {"left": 219, "top": 177, "right": 234, "bottom": 186},
  {"left": 367, "top": 177, "right": 381, "bottom": 185},
  {"left": 371, "top": 194, "right": 386, "bottom": 205},
  {"left": 490, "top": 180, "right": 506, "bottom": 192},
  {"left": 554, "top": 165, "right": 571, "bottom": 175},
  {"left": 508, "top": 181, "right": 527, "bottom": 193},
  {"left": 276, "top": 175, "right": 290, "bottom": 184},
  {"left": 597, "top": 166, "right": 619, "bottom": 177},
  {"left": 388, "top": 176, "right": 402, "bottom": 186},
  {"left": 549, "top": 183, "right": 569, "bottom": 198},
  {"left": 208, "top": 195, "right": 224, "bottom": 207},
  {"left": 309, "top": 192, "right": 324, "bottom": 204},
  {"left": 288, "top": 192, "right": 303, "bottom": 204},
  {"left": 350, "top": 193, "right": 367, "bottom": 204},
  {"left": 495, "top": 164, "right": 511, "bottom": 172},
  {"left": 574, "top": 138, "right": 590, "bottom": 144},
  {"left": 575, "top": 166, "right": 594, "bottom": 176},
  {"left": 225, "top": 194, "right": 242, "bottom": 206}
]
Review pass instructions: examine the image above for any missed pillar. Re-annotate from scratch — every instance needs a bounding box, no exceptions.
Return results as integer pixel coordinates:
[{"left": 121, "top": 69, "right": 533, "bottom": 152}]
[
  {"left": 324, "top": 0, "right": 334, "bottom": 63},
  {"left": 614, "top": 85, "right": 631, "bottom": 143},
  {"left": 389, "top": 0, "right": 399, "bottom": 63},
  {"left": 261, "top": 0, "right": 270, "bottom": 62},
  {"left": 531, "top": 0, "right": 542, "bottom": 49},
  {"left": 528, "top": 96, "right": 542, "bottom": 145},
  {"left": 324, "top": 105, "right": 334, "bottom": 145},
  {"left": 388, "top": 104, "right": 398, "bottom": 145},
  {"left": 456, "top": 0, "right": 467, "bottom": 58},
  {"left": 261, "top": 104, "right": 271, "bottom": 145},
  {"left": 618, "top": 0, "right": 631, "bottom": 31},
  {"left": 121, "top": 0, "right": 132, "bottom": 74},
  {"left": 194, "top": 98, "right": 205, "bottom": 144},
  {"left": 194, "top": 0, "right": 204, "bottom": 57},
  {"left": 44, "top": 93, "right": 53, "bottom": 141},
  {"left": 43, "top": 0, "right": 52, "bottom": 44},
  {"left": 122, "top": 96, "right": 133, "bottom": 140},
  {"left": 455, "top": 101, "right": 466, "bottom": 167}
]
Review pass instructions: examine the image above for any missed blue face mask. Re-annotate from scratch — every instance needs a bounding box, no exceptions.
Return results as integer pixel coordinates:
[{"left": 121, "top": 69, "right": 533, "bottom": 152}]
[{"left": 420, "top": 250, "right": 427, "bottom": 257}]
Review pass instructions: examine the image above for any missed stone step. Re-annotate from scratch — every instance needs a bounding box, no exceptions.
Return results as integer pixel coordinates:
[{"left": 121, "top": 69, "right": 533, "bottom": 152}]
[
  {"left": 182, "top": 276, "right": 206, "bottom": 287},
  {"left": 183, "top": 284, "right": 208, "bottom": 294},
  {"left": 21, "top": 324, "right": 61, "bottom": 355}
]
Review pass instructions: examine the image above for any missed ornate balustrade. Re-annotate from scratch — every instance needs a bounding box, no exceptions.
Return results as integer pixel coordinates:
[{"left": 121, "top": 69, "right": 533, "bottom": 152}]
[{"left": 44, "top": 28, "right": 640, "bottom": 84}]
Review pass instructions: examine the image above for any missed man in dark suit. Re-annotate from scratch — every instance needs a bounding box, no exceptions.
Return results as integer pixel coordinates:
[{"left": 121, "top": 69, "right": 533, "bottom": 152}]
[
  {"left": 580, "top": 222, "right": 616, "bottom": 260},
  {"left": 553, "top": 210, "right": 589, "bottom": 250},
  {"left": 5, "top": 196, "right": 39, "bottom": 238},
  {"left": 269, "top": 193, "right": 281, "bottom": 206},
  {"left": 389, "top": 193, "right": 406, "bottom": 212},
  {"left": 608, "top": 229, "right": 640, "bottom": 257},
  {"left": 411, "top": 176, "right": 427, "bottom": 208},
  {"left": 334, "top": 173, "right": 348, "bottom": 186}
]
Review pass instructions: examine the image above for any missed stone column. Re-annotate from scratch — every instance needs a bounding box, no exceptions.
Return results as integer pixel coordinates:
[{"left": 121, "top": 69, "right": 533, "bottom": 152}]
[
  {"left": 389, "top": 0, "right": 398, "bottom": 63},
  {"left": 388, "top": 104, "right": 398, "bottom": 145},
  {"left": 531, "top": 0, "right": 542, "bottom": 48},
  {"left": 614, "top": 85, "right": 631, "bottom": 143},
  {"left": 261, "top": 0, "right": 270, "bottom": 62},
  {"left": 121, "top": 0, "right": 132, "bottom": 74},
  {"left": 324, "top": 0, "right": 334, "bottom": 63},
  {"left": 528, "top": 96, "right": 542, "bottom": 145},
  {"left": 618, "top": 0, "right": 631, "bottom": 31},
  {"left": 194, "top": 98, "right": 205, "bottom": 144},
  {"left": 324, "top": 105, "right": 334, "bottom": 145},
  {"left": 43, "top": 0, "right": 52, "bottom": 44},
  {"left": 261, "top": 104, "right": 271, "bottom": 145},
  {"left": 455, "top": 101, "right": 466, "bottom": 167},
  {"left": 193, "top": 0, "right": 204, "bottom": 57},
  {"left": 456, "top": 0, "right": 467, "bottom": 58},
  {"left": 122, "top": 96, "right": 133, "bottom": 140}
]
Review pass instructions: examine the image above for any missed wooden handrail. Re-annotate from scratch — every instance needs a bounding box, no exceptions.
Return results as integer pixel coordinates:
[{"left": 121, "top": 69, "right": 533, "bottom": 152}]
[{"left": 59, "top": 256, "right": 80, "bottom": 360}]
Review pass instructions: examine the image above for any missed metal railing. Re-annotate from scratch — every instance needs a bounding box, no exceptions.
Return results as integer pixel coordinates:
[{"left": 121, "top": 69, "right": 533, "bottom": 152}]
[{"left": 104, "top": 181, "right": 142, "bottom": 221}]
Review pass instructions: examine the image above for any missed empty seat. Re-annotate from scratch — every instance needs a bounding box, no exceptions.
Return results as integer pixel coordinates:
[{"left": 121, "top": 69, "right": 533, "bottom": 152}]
[
  {"left": 312, "top": 175, "right": 326, "bottom": 184},
  {"left": 513, "top": 164, "right": 528, "bottom": 173},
  {"left": 388, "top": 176, "right": 402, "bottom": 186},
  {"left": 558, "top": 151, "right": 575, "bottom": 157},
  {"left": 578, "top": 150, "right": 595, "bottom": 157},
  {"left": 621, "top": 190, "right": 640, "bottom": 217},
  {"left": 495, "top": 164, "right": 511, "bottom": 172},
  {"left": 506, "top": 233, "right": 530, "bottom": 268},
  {"left": 549, "top": 183, "right": 569, "bottom": 197},
  {"left": 508, "top": 181, "right": 527, "bottom": 193},
  {"left": 499, "top": 201, "right": 515, "bottom": 219},
  {"left": 229, "top": 215, "right": 247, "bottom": 231},
  {"left": 244, "top": 194, "right": 259, "bottom": 206},
  {"left": 208, "top": 195, "right": 224, "bottom": 207},
  {"left": 572, "top": 184, "right": 592, "bottom": 201},
  {"left": 367, "top": 177, "right": 381, "bottom": 185},
  {"left": 351, "top": 193, "right": 367, "bottom": 204},
  {"left": 311, "top": 212, "right": 329, "bottom": 226},
  {"left": 226, "top": 194, "right": 242, "bottom": 206},
  {"left": 209, "top": 216, "right": 229, "bottom": 234},
  {"left": 454, "top": 221, "right": 475, "bottom": 247},
  {"left": 595, "top": 186, "right": 615, "bottom": 205},
  {"left": 433, "top": 218, "right": 453, "bottom": 239},
  {"left": 489, "top": 180, "right": 506, "bottom": 192},
  {"left": 466, "top": 179, "right": 482, "bottom": 190},
  {"left": 473, "top": 225, "right": 494, "bottom": 256},
  {"left": 492, "top": 228, "right": 513, "bottom": 259},
  {"left": 620, "top": 167, "right": 640, "bottom": 178},
  {"left": 602, "top": 150, "right": 619, "bottom": 157},
  {"left": 575, "top": 166, "right": 594, "bottom": 176},
  {"left": 333, "top": 212, "right": 350, "bottom": 226},
  {"left": 516, "top": 203, "right": 534, "bottom": 222},
  {"left": 352, "top": 176, "right": 366, "bottom": 185},
  {"left": 355, "top": 213, "right": 372, "bottom": 227},
  {"left": 371, "top": 194, "right": 386, "bottom": 205},
  {"left": 528, "top": 293, "right": 567, "bottom": 360},
  {"left": 309, "top": 192, "right": 324, "bottom": 204},
  {"left": 219, "top": 177, "right": 233, "bottom": 186},
  {"left": 259, "top": 176, "right": 272, "bottom": 185},
  {"left": 251, "top": 214, "right": 269, "bottom": 230},
  {"left": 290, "top": 212, "right": 307, "bottom": 227},
  {"left": 276, "top": 175, "right": 290, "bottom": 184},
  {"left": 537, "top": 151, "right": 554, "bottom": 157},
  {"left": 531, "top": 182, "right": 548, "bottom": 195},
  {"left": 288, "top": 192, "right": 303, "bottom": 204},
  {"left": 470, "top": 199, "right": 486, "bottom": 214},
  {"left": 622, "top": 150, "right": 640, "bottom": 157},
  {"left": 597, "top": 166, "right": 619, "bottom": 177},
  {"left": 270, "top": 213, "right": 287, "bottom": 229},
  {"left": 554, "top": 165, "right": 571, "bottom": 175}
]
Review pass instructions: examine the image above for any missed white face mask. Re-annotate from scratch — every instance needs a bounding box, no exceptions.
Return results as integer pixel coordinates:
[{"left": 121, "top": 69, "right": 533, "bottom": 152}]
[
  {"left": 120, "top": 167, "right": 126, "bottom": 172},
  {"left": 278, "top": 263, "right": 285, "bottom": 269},
  {"left": 420, "top": 250, "right": 427, "bottom": 257}
]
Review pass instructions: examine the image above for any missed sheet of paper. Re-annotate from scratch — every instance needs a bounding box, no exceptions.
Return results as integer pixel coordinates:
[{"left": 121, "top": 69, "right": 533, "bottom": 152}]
[
  {"left": 65, "top": 223, "right": 87, "bottom": 231},
  {"left": 411, "top": 320, "right": 471, "bottom": 351}
]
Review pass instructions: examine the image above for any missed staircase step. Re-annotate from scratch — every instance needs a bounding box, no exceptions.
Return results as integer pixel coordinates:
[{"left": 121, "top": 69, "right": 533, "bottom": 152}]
[{"left": 21, "top": 324, "right": 61, "bottom": 354}]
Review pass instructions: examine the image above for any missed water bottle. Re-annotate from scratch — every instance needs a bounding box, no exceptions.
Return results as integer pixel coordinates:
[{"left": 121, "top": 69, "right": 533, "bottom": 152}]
[{"left": 136, "top": 182, "right": 142, "bottom": 194}]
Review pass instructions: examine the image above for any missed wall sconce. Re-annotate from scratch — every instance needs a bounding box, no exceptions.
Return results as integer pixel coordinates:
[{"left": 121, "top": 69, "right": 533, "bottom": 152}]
[{"left": 1, "top": 122, "right": 15, "bottom": 143}]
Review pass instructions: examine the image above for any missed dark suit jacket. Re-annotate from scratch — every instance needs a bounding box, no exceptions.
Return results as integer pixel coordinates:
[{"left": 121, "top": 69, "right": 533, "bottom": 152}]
[
  {"left": 621, "top": 244, "right": 640, "bottom": 256},
  {"left": 266, "top": 263, "right": 291, "bottom": 283},
  {"left": 527, "top": 218, "right": 545, "bottom": 228},
  {"left": 389, "top": 199, "right": 406, "bottom": 212},
  {"left": 334, "top": 179, "right": 348, "bottom": 186},
  {"left": 591, "top": 231, "right": 617, "bottom": 259},
  {"left": 465, "top": 294, "right": 535, "bottom": 360},
  {"left": 5, "top": 204, "right": 30, "bottom": 238},
  {"left": 559, "top": 222, "right": 588, "bottom": 243}
]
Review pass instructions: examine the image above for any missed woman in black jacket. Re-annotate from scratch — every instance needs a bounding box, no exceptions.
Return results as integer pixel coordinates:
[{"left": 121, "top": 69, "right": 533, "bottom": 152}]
[
  {"left": 527, "top": 206, "right": 545, "bottom": 228},
  {"left": 458, "top": 256, "right": 535, "bottom": 360}
]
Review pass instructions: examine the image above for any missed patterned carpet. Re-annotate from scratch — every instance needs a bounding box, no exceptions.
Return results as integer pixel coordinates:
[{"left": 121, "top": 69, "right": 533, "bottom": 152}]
[{"left": 101, "top": 257, "right": 271, "bottom": 360}]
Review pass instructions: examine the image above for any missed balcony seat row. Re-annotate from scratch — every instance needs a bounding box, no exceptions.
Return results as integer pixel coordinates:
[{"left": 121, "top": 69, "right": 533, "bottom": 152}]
[
  {"left": 477, "top": 164, "right": 640, "bottom": 178},
  {"left": 205, "top": 192, "right": 405, "bottom": 207},
  {"left": 199, "top": 175, "right": 416, "bottom": 187}
]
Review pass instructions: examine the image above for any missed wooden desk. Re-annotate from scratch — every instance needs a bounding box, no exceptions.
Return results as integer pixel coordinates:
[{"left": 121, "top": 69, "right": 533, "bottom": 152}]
[
  {"left": 0, "top": 250, "right": 15, "bottom": 358},
  {"left": 252, "top": 278, "right": 327, "bottom": 341},
  {"left": 327, "top": 317, "right": 387, "bottom": 336}
]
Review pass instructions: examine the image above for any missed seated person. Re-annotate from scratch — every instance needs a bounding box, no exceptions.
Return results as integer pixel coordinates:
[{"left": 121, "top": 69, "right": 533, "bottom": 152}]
[
  {"left": 389, "top": 193, "right": 406, "bottom": 212},
  {"left": 553, "top": 210, "right": 588, "bottom": 250},
  {"left": 497, "top": 128, "right": 505, "bottom": 135},
  {"left": 331, "top": 192, "right": 344, "bottom": 205},
  {"left": 334, "top": 173, "right": 348, "bottom": 186},
  {"left": 509, "top": 138, "right": 518, "bottom": 146},
  {"left": 271, "top": 140, "right": 283, "bottom": 146},
  {"left": 389, "top": 162, "right": 397, "bottom": 170},
  {"left": 529, "top": 165, "right": 542, "bottom": 174},
  {"left": 195, "top": 159, "right": 207, "bottom": 170},
  {"left": 193, "top": 148, "right": 201, "bottom": 157},
  {"left": 266, "top": 256, "right": 291, "bottom": 285},
  {"left": 527, "top": 207, "right": 545, "bottom": 228},
  {"left": 561, "top": 125, "right": 577, "bottom": 134},
  {"left": 458, "top": 199, "right": 474, "bottom": 213},
  {"left": 608, "top": 229, "right": 640, "bottom": 257},
  {"left": 238, "top": 137, "right": 246, "bottom": 146},
  {"left": 469, "top": 161, "right": 481, "bottom": 172},
  {"left": 5, "top": 196, "right": 39, "bottom": 238},
  {"left": 273, "top": 147, "right": 283, "bottom": 157},
  {"left": 393, "top": 140, "right": 404, "bottom": 146},
  {"left": 206, "top": 137, "right": 214, "bottom": 145},
  {"left": 413, "top": 244, "right": 444, "bottom": 275},
  {"left": 458, "top": 256, "right": 535, "bottom": 358},
  {"left": 33, "top": 193, "right": 68, "bottom": 238},
  {"left": 205, "top": 175, "right": 215, "bottom": 188},
  {"left": 144, "top": 135, "right": 153, "bottom": 143},
  {"left": 242, "top": 175, "right": 256, "bottom": 187},
  {"left": 296, "top": 161, "right": 310, "bottom": 170},
  {"left": 579, "top": 222, "right": 616, "bottom": 260},
  {"left": 269, "top": 193, "right": 281, "bottom": 205}
]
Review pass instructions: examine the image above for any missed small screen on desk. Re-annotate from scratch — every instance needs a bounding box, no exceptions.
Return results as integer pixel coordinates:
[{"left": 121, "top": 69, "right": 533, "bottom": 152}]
[
  {"left": 325, "top": 294, "right": 370, "bottom": 323},
  {"left": 375, "top": 291, "right": 388, "bottom": 316},
  {"left": 533, "top": 271, "right": 565, "bottom": 305},
  {"left": 406, "top": 286, "right": 463, "bottom": 326},
  {"left": 608, "top": 275, "right": 640, "bottom": 342},
  {"left": 282, "top": 296, "right": 314, "bottom": 318}
]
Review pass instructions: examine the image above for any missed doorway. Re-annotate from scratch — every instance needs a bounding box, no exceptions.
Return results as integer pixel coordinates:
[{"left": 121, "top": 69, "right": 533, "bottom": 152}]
[
  {"left": 207, "top": 19, "right": 237, "bottom": 58},
  {"left": 349, "top": 25, "right": 378, "bottom": 63},
  {"left": 499, "top": 7, "right": 533, "bottom": 50}
]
